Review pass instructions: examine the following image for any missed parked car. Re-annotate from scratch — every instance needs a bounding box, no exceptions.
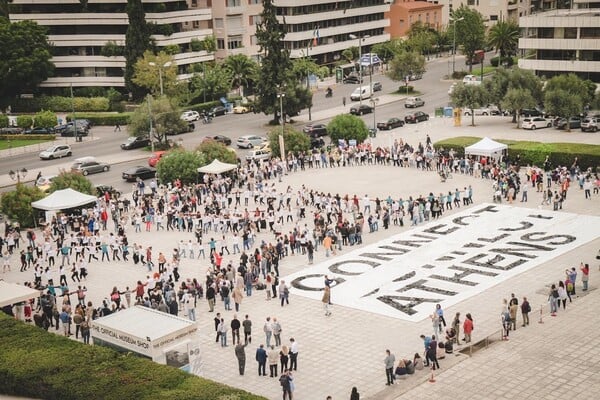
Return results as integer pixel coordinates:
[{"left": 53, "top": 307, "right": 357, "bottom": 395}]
[
  {"left": 210, "top": 106, "right": 228, "bottom": 116},
  {"left": 24, "top": 127, "right": 54, "bottom": 134},
  {"left": 148, "top": 151, "right": 167, "bottom": 167},
  {"left": 166, "top": 122, "right": 195, "bottom": 135},
  {"left": 521, "top": 117, "right": 552, "bottom": 130},
  {"left": 232, "top": 105, "right": 250, "bottom": 114},
  {"left": 404, "top": 111, "right": 429, "bottom": 124},
  {"left": 60, "top": 125, "right": 89, "bottom": 137},
  {"left": 39, "top": 144, "right": 72, "bottom": 160},
  {"left": 36, "top": 175, "right": 57, "bottom": 192},
  {"left": 180, "top": 110, "right": 200, "bottom": 122},
  {"left": 581, "top": 117, "right": 600, "bottom": 132},
  {"left": 303, "top": 124, "right": 328, "bottom": 137},
  {"left": 236, "top": 135, "right": 266, "bottom": 149},
  {"left": 202, "top": 135, "right": 232, "bottom": 145},
  {"left": 350, "top": 86, "right": 372, "bottom": 101},
  {"left": 521, "top": 108, "right": 543, "bottom": 117},
  {"left": 377, "top": 117, "right": 405, "bottom": 130},
  {"left": 448, "top": 83, "right": 457, "bottom": 95},
  {"left": 404, "top": 97, "right": 425, "bottom": 108},
  {"left": 246, "top": 148, "right": 272, "bottom": 162},
  {"left": 408, "top": 73, "right": 423, "bottom": 81},
  {"left": 95, "top": 185, "right": 121, "bottom": 199},
  {"left": 462, "top": 75, "right": 482, "bottom": 85},
  {"left": 0, "top": 127, "right": 23, "bottom": 134},
  {"left": 343, "top": 74, "right": 362, "bottom": 84},
  {"left": 349, "top": 104, "right": 373, "bottom": 115},
  {"left": 122, "top": 166, "right": 156, "bottom": 181},
  {"left": 121, "top": 135, "right": 150, "bottom": 150},
  {"left": 464, "top": 107, "right": 493, "bottom": 116},
  {"left": 371, "top": 81, "right": 382, "bottom": 92},
  {"left": 555, "top": 116, "right": 582, "bottom": 130},
  {"left": 71, "top": 157, "right": 110, "bottom": 176}
]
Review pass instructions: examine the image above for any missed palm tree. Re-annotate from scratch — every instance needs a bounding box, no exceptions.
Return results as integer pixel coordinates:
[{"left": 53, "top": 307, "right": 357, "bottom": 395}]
[
  {"left": 224, "top": 54, "right": 257, "bottom": 97},
  {"left": 487, "top": 20, "right": 520, "bottom": 59}
]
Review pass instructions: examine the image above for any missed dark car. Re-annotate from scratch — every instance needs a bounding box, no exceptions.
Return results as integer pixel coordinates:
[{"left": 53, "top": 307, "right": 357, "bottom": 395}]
[
  {"left": 303, "top": 123, "right": 328, "bottom": 137},
  {"left": 122, "top": 166, "right": 156, "bottom": 181},
  {"left": 343, "top": 74, "right": 362, "bottom": 84},
  {"left": 350, "top": 104, "right": 373, "bottom": 116},
  {"left": 404, "top": 111, "right": 429, "bottom": 124},
  {"left": 0, "top": 127, "right": 23, "bottom": 134},
  {"left": 555, "top": 116, "right": 582, "bottom": 130},
  {"left": 24, "top": 127, "right": 55, "bottom": 134},
  {"left": 210, "top": 106, "right": 228, "bottom": 116},
  {"left": 121, "top": 135, "right": 150, "bottom": 150},
  {"left": 166, "top": 122, "right": 195, "bottom": 135},
  {"left": 60, "top": 125, "right": 89, "bottom": 137},
  {"left": 95, "top": 185, "right": 121, "bottom": 199},
  {"left": 310, "top": 137, "right": 325, "bottom": 149},
  {"left": 203, "top": 135, "right": 232, "bottom": 145},
  {"left": 376, "top": 117, "right": 404, "bottom": 130},
  {"left": 521, "top": 108, "right": 543, "bottom": 117}
]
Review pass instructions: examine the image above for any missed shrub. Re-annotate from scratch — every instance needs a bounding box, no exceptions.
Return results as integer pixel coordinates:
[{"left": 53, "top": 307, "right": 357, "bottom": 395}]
[
  {"left": 49, "top": 172, "right": 95, "bottom": 195},
  {"left": 0, "top": 184, "right": 45, "bottom": 227},
  {"left": 433, "top": 136, "right": 600, "bottom": 170},
  {"left": 0, "top": 114, "right": 8, "bottom": 128},
  {"left": 190, "top": 38, "right": 203, "bottom": 52},
  {"left": 34, "top": 110, "right": 58, "bottom": 128},
  {"left": 267, "top": 125, "right": 310, "bottom": 157},
  {"left": 397, "top": 85, "right": 415, "bottom": 94},
  {"left": 10, "top": 96, "right": 110, "bottom": 113},
  {"left": 490, "top": 56, "right": 516, "bottom": 68},
  {"left": 187, "top": 101, "right": 222, "bottom": 114},
  {"left": 156, "top": 149, "right": 206, "bottom": 185},
  {"left": 100, "top": 40, "right": 123, "bottom": 57},
  {"left": 195, "top": 141, "right": 238, "bottom": 164},
  {"left": 327, "top": 114, "right": 369, "bottom": 144},
  {"left": 16, "top": 115, "right": 33, "bottom": 129},
  {"left": 66, "top": 113, "right": 132, "bottom": 126},
  {"left": 163, "top": 44, "right": 180, "bottom": 55},
  {"left": 0, "top": 314, "right": 267, "bottom": 400}
]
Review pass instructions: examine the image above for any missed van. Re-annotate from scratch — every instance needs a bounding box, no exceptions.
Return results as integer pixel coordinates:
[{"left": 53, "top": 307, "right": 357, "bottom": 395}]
[{"left": 350, "top": 86, "right": 372, "bottom": 101}]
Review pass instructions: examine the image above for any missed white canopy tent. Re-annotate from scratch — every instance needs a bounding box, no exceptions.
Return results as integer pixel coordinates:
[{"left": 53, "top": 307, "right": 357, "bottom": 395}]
[
  {"left": 31, "top": 188, "right": 97, "bottom": 211},
  {"left": 464, "top": 137, "right": 508, "bottom": 159},
  {"left": 0, "top": 281, "right": 41, "bottom": 307},
  {"left": 197, "top": 159, "right": 237, "bottom": 174}
]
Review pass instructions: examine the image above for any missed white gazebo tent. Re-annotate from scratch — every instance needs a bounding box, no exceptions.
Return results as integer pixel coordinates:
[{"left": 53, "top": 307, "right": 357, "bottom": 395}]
[
  {"left": 0, "top": 281, "right": 41, "bottom": 308},
  {"left": 31, "top": 188, "right": 97, "bottom": 224},
  {"left": 197, "top": 159, "right": 237, "bottom": 174},
  {"left": 464, "top": 137, "right": 508, "bottom": 160},
  {"left": 91, "top": 306, "right": 201, "bottom": 374}
]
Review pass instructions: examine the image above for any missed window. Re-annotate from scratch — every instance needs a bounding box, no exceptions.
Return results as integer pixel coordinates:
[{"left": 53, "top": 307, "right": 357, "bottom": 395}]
[
  {"left": 227, "top": 0, "right": 241, "bottom": 7},
  {"left": 215, "top": 18, "right": 224, "bottom": 29},
  {"left": 248, "top": 0, "right": 261, "bottom": 4},
  {"left": 581, "top": 27, "right": 600, "bottom": 39},
  {"left": 490, "top": 15, "right": 498, "bottom": 21},
  {"left": 249, "top": 15, "right": 262, "bottom": 25},
  {"left": 217, "top": 38, "right": 225, "bottom": 49},
  {"left": 538, "top": 28, "right": 554, "bottom": 38},
  {"left": 467, "top": 0, "right": 475, "bottom": 5},
  {"left": 564, "top": 28, "right": 577, "bottom": 39},
  {"left": 227, "top": 36, "right": 243, "bottom": 49}
]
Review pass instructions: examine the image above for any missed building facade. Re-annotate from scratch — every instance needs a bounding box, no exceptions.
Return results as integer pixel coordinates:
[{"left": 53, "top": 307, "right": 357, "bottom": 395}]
[
  {"left": 428, "top": 0, "right": 531, "bottom": 27},
  {"left": 386, "top": 0, "right": 444, "bottom": 38},
  {"left": 9, "top": 0, "right": 214, "bottom": 89},
  {"left": 518, "top": 4, "right": 600, "bottom": 82},
  {"left": 211, "top": 0, "right": 263, "bottom": 62}
]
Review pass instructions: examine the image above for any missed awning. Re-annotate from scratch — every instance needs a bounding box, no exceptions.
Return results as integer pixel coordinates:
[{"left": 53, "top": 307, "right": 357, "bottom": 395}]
[
  {"left": 0, "top": 281, "right": 41, "bottom": 307},
  {"left": 464, "top": 137, "right": 508, "bottom": 158},
  {"left": 197, "top": 159, "right": 238, "bottom": 174},
  {"left": 31, "top": 188, "right": 97, "bottom": 211}
]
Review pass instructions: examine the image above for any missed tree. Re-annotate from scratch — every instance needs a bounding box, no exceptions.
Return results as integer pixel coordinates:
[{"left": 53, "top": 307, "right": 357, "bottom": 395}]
[
  {"left": 291, "top": 57, "right": 320, "bottom": 83},
  {"left": 132, "top": 50, "right": 178, "bottom": 96},
  {"left": 199, "top": 35, "right": 217, "bottom": 53},
  {"left": 0, "top": 20, "right": 54, "bottom": 108},
  {"left": 49, "top": 172, "right": 94, "bottom": 195},
  {"left": 487, "top": 20, "right": 519, "bottom": 58},
  {"left": 450, "top": 6, "right": 486, "bottom": 72},
  {"left": 190, "top": 63, "right": 232, "bottom": 103},
  {"left": 544, "top": 89, "right": 583, "bottom": 132},
  {"left": 544, "top": 73, "right": 593, "bottom": 107},
  {"left": 341, "top": 47, "right": 358, "bottom": 63},
  {"left": 484, "top": 67, "right": 542, "bottom": 123},
  {"left": 280, "top": 82, "right": 312, "bottom": 121},
  {"left": 501, "top": 88, "right": 536, "bottom": 126},
  {"left": 387, "top": 51, "right": 426, "bottom": 82},
  {"left": 224, "top": 54, "right": 258, "bottom": 97},
  {"left": 195, "top": 141, "right": 238, "bottom": 164},
  {"left": 267, "top": 125, "right": 310, "bottom": 157},
  {"left": 327, "top": 114, "right": 369, "bottom": 143},
  {"left": 33, "top": 110, "right": 57, "bottom": 128},
  {"left": 101, "top": 40, "right": 123, "bottom": 57},
  {"left": 0, "top": 1, "right": 11, "bottom": 18},
  {"left": 450, "top": 83, "right": 489, "bottom": 126},
  {"left": 128, "top": 96, "right": 186, "bottom": 146},
  {"left": 156, "top": 149, "right": 205, "bottom": 185},
  {"left": 0, "top": 184, "right": 45, "bottom": 227},
  {"left": 124, "top": 0, "right": 152, "bottom": 99},
  {"left": 254, "top": 0, "right": 292, "bottom": 120}
]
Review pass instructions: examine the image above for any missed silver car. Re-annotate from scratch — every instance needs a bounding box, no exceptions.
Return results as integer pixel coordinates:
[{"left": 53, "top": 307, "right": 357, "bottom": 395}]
[
  {"left": 236, "top": 135, "right": 266, "bottom": 149},
  {"left": 39, "top": 145, "right": 72, "bottom": 160},
  {"left": 71, "top": 158, "right": 110, "bottom": 175}
]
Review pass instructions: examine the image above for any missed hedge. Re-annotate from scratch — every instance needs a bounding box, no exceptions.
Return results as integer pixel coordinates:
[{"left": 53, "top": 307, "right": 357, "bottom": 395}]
[
  {"left": 0, "top": 114, "right": 8, "bottom": 128},
  {"left": 433, "top": 136, "right": 600, "bottom": 170},
  {"left": 66, "top": 112, "right": 132, "bottom": 126},
  {"left": 10, "top": 96, "right": 110, "bottom": 113},
  {"left": 0, "top": 314, "right": 267, "bottom": 400},
  {"left": 0, "top": 134, "right": 56, "bottom": 141},
  {"left": 187, "top": 100, "right": 222, "bottom": 114}
]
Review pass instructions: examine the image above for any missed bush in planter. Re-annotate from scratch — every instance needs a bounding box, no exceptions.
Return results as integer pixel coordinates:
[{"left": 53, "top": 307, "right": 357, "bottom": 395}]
[
  {"left": 34, "top": 110, "right": 58, "bottom": 128},
  {"left": 0, "top": 114, "right": 8, "bottom": 128},
  {"left": 66, "top": 113, "right": 132, "bottom": 126},
  {"left": 491, "top": 56, "right": 515, "bottom": 67},
  {"left": 0, "top": 184, "right": 45, "bottom": 227},
  {"left": 397, "top": 85, "right": 415, "bottom": 94},
  {"left": 16, "top": 115, "right": 33, "bottom": 129}
]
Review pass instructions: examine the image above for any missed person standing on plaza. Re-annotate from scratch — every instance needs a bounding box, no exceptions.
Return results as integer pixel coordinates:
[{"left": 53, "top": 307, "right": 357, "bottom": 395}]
[
  {"left": 452, "top": 312, "right": 461, "bottom": 345},
  {"left": 232, "top": 285, "right": 243, "bottom": 312},
  {"left": 548, "top": 284, "right": 559, "bottom": 316},
  {"left": 463, "top": 313, "right": 474, "bottom": 343},
  {"left": 501, "top": 306, "right": 511, "bottom": 340},
  {"left": 289, "top": 337, "right": 299, "bottom": 371},
  {"left": 272, "top": 317, "right": 282, "bottom": 346},
  {"left": 428, "top": 336, "right": 440, "bottom": 370},
  {"left": 558, "top": 281, "right": 568, "bottom": 309},
  {"left": 231, "top": 314, "right": 241, "bottom": 345},
  {"left": 279, "top": 345, "right": 289, "bottom": 373},
  {"left": 268, "top": 345, "right": 279, "bottom": 377},
  {"left": 279, "top": 369, "right": 293, "bottom": 400},
  {"left": 568, "top": 267, "right": 577, "bottom": 295},
  {"left": 509, "top": 298, "right": 518, "bottom": 330},
  {"left": 219, "top": 317, "right": 228, "bottom": 347},
  {"left": 580, "top": 262, "right": 590, "bottom": 291},
  {"left": 279, "top": 279, "right": 290, "bottom": 307},
  {"left": 435, "top": 303, "right": 446, "bottom": 327},
  {"left": 264, "top": 317, "right": 273, "bottom": 347},
  {"left": 350, "top": 387, "right": 360, "bottom": 400},
  {"left": 256, "top": 344, "right": 267, "bottom": 376},
  {"left": 322, "top": 285, "right": 331, "bottom": 316},
  {"left": 235, "top": 342, "right": 247, "bottom": 375},
  {"left": 206, "top": 284, "right": 216, "bottom": 312},
  {"left": 243, "top": 314, "right": 252, "bottom": 344},
  {"left": 521, "top": 296, "right": 531, "bottom": 327},
  {"left": 384, "top": 349, "right": 395, "bottom": 385}
]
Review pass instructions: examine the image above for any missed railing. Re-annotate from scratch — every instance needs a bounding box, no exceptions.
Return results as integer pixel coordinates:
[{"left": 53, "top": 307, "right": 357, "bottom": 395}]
[{"left": 459, "top": 329, "right": 503, "bottom": 357}]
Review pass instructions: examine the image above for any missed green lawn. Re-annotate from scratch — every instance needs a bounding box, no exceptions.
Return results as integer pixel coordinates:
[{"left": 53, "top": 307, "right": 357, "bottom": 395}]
[
  {"left": 0, "top": 139, "right": 52, "bottom": 150},
  {"left": 470, "top": 66, "right": 496, "bottom": 76}
]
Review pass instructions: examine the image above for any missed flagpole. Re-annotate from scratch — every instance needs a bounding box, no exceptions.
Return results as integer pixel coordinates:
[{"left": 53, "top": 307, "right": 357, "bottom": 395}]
[{"left": 307, "top": 41, "right": 312, "bottom": 121}]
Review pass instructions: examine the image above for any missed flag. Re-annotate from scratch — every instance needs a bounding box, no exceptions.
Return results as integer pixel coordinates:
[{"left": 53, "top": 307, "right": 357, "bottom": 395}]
[{"left": 312, "top": 26, "right": 319, "bottom": 47}]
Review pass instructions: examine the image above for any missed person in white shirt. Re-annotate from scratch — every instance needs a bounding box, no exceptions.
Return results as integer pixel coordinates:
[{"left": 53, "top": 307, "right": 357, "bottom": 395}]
[{"left": 289, "top": 338, "right": 299, "bottom": 371}]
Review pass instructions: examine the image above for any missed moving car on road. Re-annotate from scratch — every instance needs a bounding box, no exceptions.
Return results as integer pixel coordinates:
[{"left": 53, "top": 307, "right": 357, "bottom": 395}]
[
  {"left": 343, "top": 74, "right": 362, "bottom": 84},
  {"left": 404, "top": 111, "right": 429, "bottom": 124},
  {"left": 377, "top": 117, "right": 404, "bottom": 130},
  {"left": 210, "top": 106, "right": 228, "bottom": 116},
  {"left": 202, "top": 135, "right": 232, "bottom": 145},
  {"left": 122, "top": 166, "right": 156, "bottom": 181},
  {"left": 121, "top": 136, "right": 150, "bottom": 150},
  {"left": 303, "top": 124, "right": 328, "bottom": 137},
  {"left": 232, "top": 105, "right": 250, "bottom": 114},
  {"left": 236, "top": 135, "right": 266, "bottom": 149},
  {"left": 180, "top": 111, "right": 200, "bottom": 122},
  {"left": 521, "top": 117, "right": 552, "bottom": 130},
  {"left": 350, "top": 104, "right": 373, "bottom": 116},
  {"left": 148, "top": 151, "right": 167, "bottom": 167},
  {"left": 71, "top": 157, "right": 110, "bottom": 176},
  {"left": 404, "top": 97, "right": 425, "bottom": 108},
  {"left": 39, "top": 144, "right": 72, "bottom": 160}
]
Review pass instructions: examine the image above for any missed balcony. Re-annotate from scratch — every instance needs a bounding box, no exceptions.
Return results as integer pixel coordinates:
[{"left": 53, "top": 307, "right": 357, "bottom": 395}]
[
  {"left": 289, "top": 32, "right": 390, "bottom": 58},
  {"left": 226, "top": 6, "right": 244, "bottom": 15},
  {"left": 146, "top": 9, "right": 212, "bottom": 24},
  {"left": 172, "top": 51, "right": 215, "bottom": 65},
  {"left": 278, "top": 4, "right": 389, "bottom": 25},
  {"left": 153, "top": 29, "right": 213, "bottom": 46},
  {"left": 39, "top": 76, "right": 126, "bottom": 88},
  {"left": 10, "top": 12, "right": 128, "bottom": 26},
  {"left": 52, "top": 55, "right": 125, "bottom": 69},
  {"left": 519, "top": 38, "right": 599, "bottom": 50},
  {"left": 49, "top": 34, "right": 124, "bottom": 47},
  {"left": 284, "top": 19, "right": 389, "bottom": 42},
  {"left": 518, "top": 58, "right": 600, "bottom": 73}
]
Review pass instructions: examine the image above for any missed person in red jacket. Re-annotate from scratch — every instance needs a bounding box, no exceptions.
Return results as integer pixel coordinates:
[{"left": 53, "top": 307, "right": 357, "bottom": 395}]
[{"left": 463, "top": 313, "right": 474, "bottom": 343}]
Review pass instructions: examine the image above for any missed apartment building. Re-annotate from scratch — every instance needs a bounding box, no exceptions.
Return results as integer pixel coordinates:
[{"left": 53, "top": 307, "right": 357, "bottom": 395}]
[
  {"left": 518, "top": 3, "right": 600, "bottom": 82},
  {"left": 428, "top": 0, "right": 530, "bottom": 26},
  {"left": 386, "top": 0, "right": 444, "bottom": 38},
  {"left": 211, "top": 0, "right": 263, "bottom": 61},
  {"left": 9, "top": 0, "right": 214, "bottom": 89}
]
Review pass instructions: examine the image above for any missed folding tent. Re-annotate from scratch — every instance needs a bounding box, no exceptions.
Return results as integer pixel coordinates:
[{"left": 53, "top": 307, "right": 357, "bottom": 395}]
[
  {"left": 197, "top": 159, "right": 238, "bottom": 174},
  {"left": 464, "top": 137, "right": 508, "bottom": 158}
]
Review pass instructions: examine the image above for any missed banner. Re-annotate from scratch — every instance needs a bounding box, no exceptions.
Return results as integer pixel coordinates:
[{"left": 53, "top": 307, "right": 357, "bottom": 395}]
[{"left": 285, "top": 204, "right": 600, "bottom": 321}]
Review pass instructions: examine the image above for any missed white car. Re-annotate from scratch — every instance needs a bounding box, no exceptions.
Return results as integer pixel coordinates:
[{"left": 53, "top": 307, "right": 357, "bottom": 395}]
[
  {"left": 463, "top": 75, "right": 482, "bottom": 85},
  {"left": 245, "top": 149, "right": 272, "bottom": 162},
  {"left": 36, "top": 175, "right": 58, "bottom": 192},
  {"left": 236, "top": 135, "right": 266, "bottom": 149},
  {"left": 180, "top": 111, "right": 200, "bottom": 122},
  {"left": 522, "top": 117, "right": 552, "bottom": 130},
  {"left": 464, "top": 107, "right": 492, "bottom": 116},
  {"left": 404, "top": 97, "right": 425, "bottom": 108},
  {"left": 39, "top": 144, "right": 72, "bottom": 160}
]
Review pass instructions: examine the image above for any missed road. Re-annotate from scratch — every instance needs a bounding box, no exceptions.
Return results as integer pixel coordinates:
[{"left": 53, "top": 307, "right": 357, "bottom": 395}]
[{"left": 3, "top": 52, "right": 473, "bottom": 194}]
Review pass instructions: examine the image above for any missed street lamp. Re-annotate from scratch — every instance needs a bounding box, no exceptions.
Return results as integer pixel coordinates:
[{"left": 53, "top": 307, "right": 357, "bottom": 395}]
[
  {"left": 370, "top": 97, "right": 379, "bottom": 133},
  {"left": 349, "top": 34, "right": 370, "bottom": 106},
  {"left": 9, "top": 168, "right": 28, "bottom": 184},
  {"left": 277, "top": 90, "right": 286, "bottom": 131},
  {"left": 451, "top": 17, "right": 465, "bottom": 75},
  {"left": 148, "top": 61, "right": 172, "bottom": 96}
]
